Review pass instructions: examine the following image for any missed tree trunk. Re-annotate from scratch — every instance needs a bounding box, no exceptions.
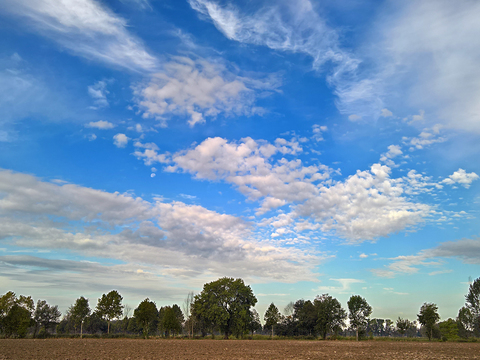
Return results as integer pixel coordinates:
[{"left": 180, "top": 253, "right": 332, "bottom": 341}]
[
  {"left": 271, "top": 325, "right": 274, "bottom": 338},
  {"left": 80, "top": 321, "right": 83, "bottom": 339},
  {"left": 356, "top": 328, "right": 359, "bottom": 341},
  {"left": 107, "top": 321, "right": 110, "bottom": 334}
]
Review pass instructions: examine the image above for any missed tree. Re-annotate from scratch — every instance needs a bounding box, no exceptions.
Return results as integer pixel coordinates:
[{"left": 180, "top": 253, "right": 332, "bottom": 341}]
[
  {"left": 96, "top": 290, "right": 124, "bottom": 334},
  {"left": 314, "top": 294, "right": 346, "bottom": 339},
  {"left": 264, "top": 303, "right": 281, "bottom": 338},
  {"left": 439, "top": 318, "right": 459, "bottom": 341},
  {"left": 192, "top": 277, "right": 257, "bottom": 339},
  {"left": 134, "top": 298, "right": 158, "bottom": 338},
  {"left": 162, "top": 306, "right": 182, "bottom": 337},
  {"left": 396, "top": 317, "right": 411, "bottom": 337},
  {"left": 465, "top": 277, "right": 480, "bottom": 333},
  {"left": 70, "top": 297, "right": 91, "bottom": 338},
  {"left": 34, "top": 300, "right": 61, "bottom": 337},
  {"left": 183, "top": 292, "right": 195, "bottom": 338},
  {"left": 0, "top": 292, "right": 34, "bottom": 337},
  {"left": 247, "top": 308, "right": 262, "bottom": 335},
  {"left": 347, "top": 295, "right": 372, "bottom": 341},
  {"left": 294, "top": 300, "right": 317, "bottom": 336},
  {"left": 457, "top": 306, "right": 474, "bottom": 338},
  {"left": 417, "top": 302, "right": 440, "bottom": 341}
]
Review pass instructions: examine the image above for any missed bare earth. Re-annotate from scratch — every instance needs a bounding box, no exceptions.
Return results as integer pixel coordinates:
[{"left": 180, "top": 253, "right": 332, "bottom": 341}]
[{"left": 1, "top": 339, "right": 479, "bottom": 359}]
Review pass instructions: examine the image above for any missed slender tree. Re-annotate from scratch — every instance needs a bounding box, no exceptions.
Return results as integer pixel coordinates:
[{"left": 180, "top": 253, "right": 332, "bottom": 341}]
[
  {"left": 264, "top": 303, "right": 281, "bottom": 338},
  {"left": 417, "top": 302, "right": 440, "bottom": 341},
  {"left": 34, "top": 300, "right": 61, "bottom": 337},
  {"left": 347, "top": 295, "right": 372, "bottom": 341},
  {"left": 71, "top": 297, "right": 91, "bottom": 338},
  {"left": 96, "top": 290, "right": 124, "bottom": 334},
  {"left": 183, "top": 292, "right": 195, "bottom": 338},
  {"left": 465, "top": 277, "right": 480, "bottom": 333}
]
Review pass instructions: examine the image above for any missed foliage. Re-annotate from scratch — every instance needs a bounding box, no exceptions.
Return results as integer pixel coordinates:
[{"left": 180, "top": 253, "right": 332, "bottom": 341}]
[
  {"left": 248, "top": 308, "right": 262, "bottom": 335},
  {"left": 70, "top": 296, "right": 91, "bottom": 338},
  {"left": 439, "top": 318, "right": 459, "bottom": 341},
  {"left": 347, "top": 295, "right": 372, "bottom": 341},
  {"left": 161, "top": 305, "right": 182, "bottom": 337},
  {"left": 34, "top": 299, "right": 61, "bottom": 337},
  {"left": 134, "top": 298, "right": 158, "bottom": 338},
  {"left": 465, "top": 277, "right": 480, "bottom": 334},
  {"left": 396, "top": 317, "right": 411, "bottom": 336},
  {"left": 0, "top": 292, "right": 34, "bottom": 337},
  {"left": 264, "top": 302, "right": 282, "bottom": 336},
  {"left": 457, "top": 306, "right": 474, "bottom": 338},
  {"left": 294, "top": 300, "right": 317, "bottom": 336},
  {"left": 96, "top": 290, "right": 124, "bottom": 334},
  {"left": 192, "top": 277, "right": 257, "bottom": 339},
  {"left": 417, "top": 302, "right": 440, "bottom": 341},
  {"left": 314, "top": 294, "right": 346, "bottom": 339}
]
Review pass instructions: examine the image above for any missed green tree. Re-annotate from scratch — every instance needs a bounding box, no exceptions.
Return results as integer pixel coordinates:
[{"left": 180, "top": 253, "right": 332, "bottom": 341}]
[
  {"left": 96, "top": 290, "right": 124, "bottom": 334},
  {"left": 183, "top": 292, "right": 195, "bottom": 338},
  {"left": 347, "top": 295, "right": 372, "bottom": 341},
  {"left": 457, "top": 306, "right": 474, "bottom": 338},
  {"left": 439, "top": 318, "right": 459, "bottom": 341},
  {"left": 71, "top": 296, "right": 91, "bottom": 338},
  {"left": 294, "top": 300, "right": 317, "bottom": 336},
  {"left": 314, "top": 294, "right": 346, "bottom": 339},
  {"left": 264, "top": 303, "right": 281, "bottom": 338},
  {"left": 162, "top": 306, "right": 182, "bottom": 337},
  {"left": 396, "top": 317, "right": 411, "bottom": 337},
  {"left": 465, "top": 277, "right": 480, "bottom": 334},
  {"left": 134, "top": 298, "right": 158, "bottom": 338},
  {"left": 417, "top": 302, "right": 440, "bottom": 341},
  {"left": 192, "top": 277, "right": 257, "bottom": 339},
  {"left": 34, "top": 300, "right": 61, "bottom": 337},
  {"left": 0, "top": 292, "right": 34, "bottom": 336}
]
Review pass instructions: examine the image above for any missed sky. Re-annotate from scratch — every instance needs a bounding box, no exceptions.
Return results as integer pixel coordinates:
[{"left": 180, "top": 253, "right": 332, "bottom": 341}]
[{"left": 0, "top": 0, "right": 479, "bottom": 323}]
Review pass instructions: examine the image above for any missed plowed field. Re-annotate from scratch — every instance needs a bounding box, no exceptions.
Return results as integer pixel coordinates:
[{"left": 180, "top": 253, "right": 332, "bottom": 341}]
[{"left": 1, "top": 339, "right": 479, "bottom": 359}]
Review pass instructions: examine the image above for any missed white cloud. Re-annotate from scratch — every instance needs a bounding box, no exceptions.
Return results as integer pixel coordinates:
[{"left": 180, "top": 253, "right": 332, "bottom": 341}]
[
  {"left": 348, "top": 114, "right": 361, "bottom": 121},
  {"left": 135, "top": 56, "right": 275, "bottom": 127},
  {"left": 412, "top": 110, "right": 425, "bottom": 122},
  {"left": 85, "top": 120, "right": 115, "bottom": 129},
  {"left": 312, "top": 125, "right": 327, "bottom": 142},
  {"left": 87, "top": 80, "right": 109, "bottom": 108},
  {"left": 0, "top": 169, "right": 319, "bottom": 284},
  {"left": 380, "top": 108, "right": 393, "bottom": 117},
  {"left": 316, "top": 278, "right": 364, "bottom": 293},
  {"left": 380, "top": 145, "right": 403, "bottom": 167},
  {"left": 402, "top": 125, "right": 446, "bottom": 150},
  {"left": 1, "top": 0, "right": 157, "bottom": 72},
  {"left": 113, "top": 133, "right": 129, "bottom": 148},
  {"left": 442, "top": 169, "right": 479, "bottom": 189},
  {"left": 359, "top": 253, "right": 368, "bottom": 259}
]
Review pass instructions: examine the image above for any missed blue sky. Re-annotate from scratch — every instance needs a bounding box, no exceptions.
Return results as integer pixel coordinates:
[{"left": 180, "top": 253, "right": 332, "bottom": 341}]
[{"left": 0, "top": 0, "right": 479, "bottom": 322}]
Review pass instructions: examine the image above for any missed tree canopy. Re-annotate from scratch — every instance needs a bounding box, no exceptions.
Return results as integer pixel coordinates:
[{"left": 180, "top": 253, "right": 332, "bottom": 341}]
[
  {"left": 264, "top": 302, "right": 281, "bottom": 337},
  {"left": 192, "top": 277, "right": 257, "bottom": 339},
  {"left": 314, "top": 294, "right": 346, "bottom": 339},
  {"left": 347, "top": 295, "right": 372, "bottom": 341},
  {"left": 96, "top": 290, "right": 124, "bottom": 334},
  {"left": 417, "top": 302, "right": 440, "bottom": 341},
  {"left": 134, "top": 298, "right": 157, "bottom": 338}
]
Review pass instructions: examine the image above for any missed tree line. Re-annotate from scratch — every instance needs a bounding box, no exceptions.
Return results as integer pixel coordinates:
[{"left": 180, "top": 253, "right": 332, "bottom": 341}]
[{"left": 1, "top": 276, "right": 479, "bottom": 340}]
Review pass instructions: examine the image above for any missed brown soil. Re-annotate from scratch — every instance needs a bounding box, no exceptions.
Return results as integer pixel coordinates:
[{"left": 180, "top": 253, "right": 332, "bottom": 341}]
[{"left": 0, "top": 339, "right": 479, "bottom": 359}]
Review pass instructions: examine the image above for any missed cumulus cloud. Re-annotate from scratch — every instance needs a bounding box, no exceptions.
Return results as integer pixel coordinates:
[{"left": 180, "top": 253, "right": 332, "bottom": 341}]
[
  {"left": 402, "top": 125, "right": 445, "bottom": 150},
  {"left": 442, "top": 169, "right": 479, "bottom": 189},
  {"left": 85, "top": 120, "right": 115, "bottom": 129},
  {"left": 312, "top": 125, "right": 327, "bottom": 142},
  {"left": 135, "top": 56, "right": 275, "bottom": 126},
  {"left": 113, "top": 133, "right": 129, "bottom": 148},
  {"left": 380, "top": 108, "right": 393, "bottom": 117}
]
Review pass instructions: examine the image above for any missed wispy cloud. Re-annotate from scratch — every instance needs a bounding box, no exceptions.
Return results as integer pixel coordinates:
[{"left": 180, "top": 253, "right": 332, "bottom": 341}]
[{"left": 2, "top": 0, "right": 158, "bottom": 72}]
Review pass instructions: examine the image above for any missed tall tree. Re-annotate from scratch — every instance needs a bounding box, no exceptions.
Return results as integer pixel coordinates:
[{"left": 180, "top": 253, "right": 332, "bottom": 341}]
[
  {"left": 264, "top": 303, "right": 281, "bottom": 338},
  {"left": 96, "top": 290, "right": 124, "bottom": 334},
  {"left": 396, "top": 317, "right": 410, "bottom": 337},
  {"left": 183, "top": 291, "right": 195, "bottom": 338},
  {"left": 248, "top": 308, "right": 262, "bottom": 335},
  {"left": 465, "top": 277, "right": 480, "bottom": 333},
  {"left": 71, "top": 296, "right": 91, "bottom": 338},
  {"left": 347, "top": 295, "right": 372, "bottom": 341},
  {"left": 162, "top": 306, "right": 182, "bottom": 337},
  {"left": 439, "top": 318, "right": 459, "bottom": 341},
  {"left": 34, "top": 300, "right": 61, "bottom": 337},
  {"left": 314, "top": 294, "right": 346, "bottom": 339},
  {"left": 457, "top": 306, "right": 474, "bottom": 338},
  {"left": 417, "top": 302, "right": 440, "bottom": 341},
  {"left": 134, "top": 298, "right": 158, "bottom": 338},
  {"left": 192, "top": 277, "right": 257, "bottom": 339},
  {"left": 0, "top": 292, "right": 34, "bottom": 336},
  {"left": 294, "top": 300, "right": 317, "bottom": 336}
]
